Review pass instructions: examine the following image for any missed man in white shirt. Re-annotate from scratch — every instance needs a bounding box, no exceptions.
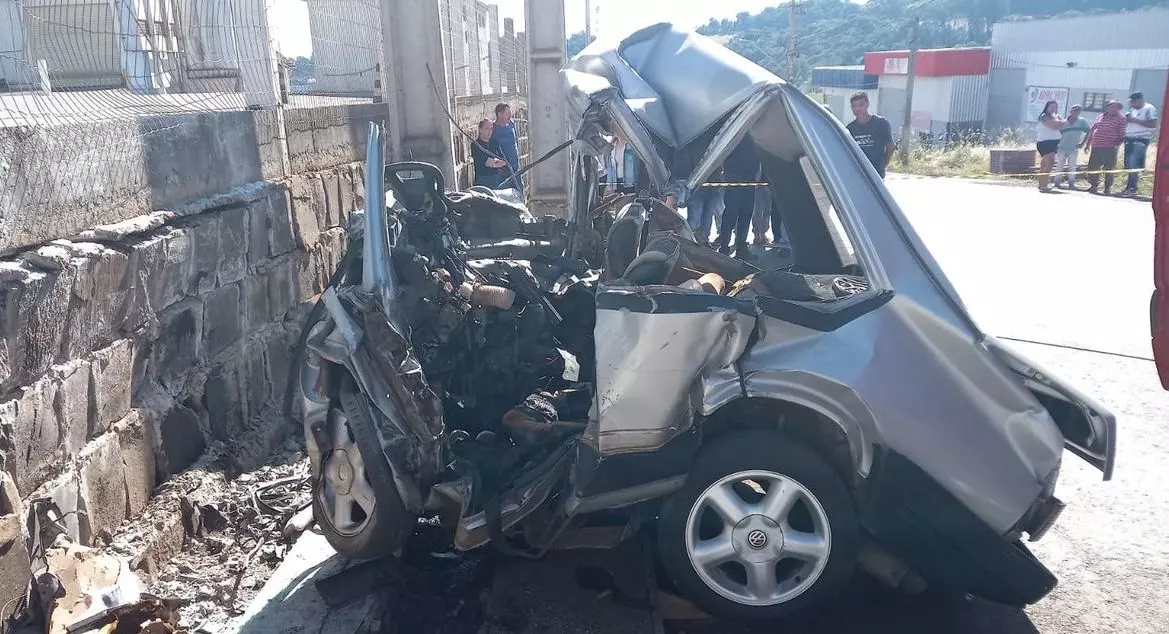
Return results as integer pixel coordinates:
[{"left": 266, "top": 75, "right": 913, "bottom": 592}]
[{"left": 1122, "top": 91, "right": 1158, "bottom": 196}]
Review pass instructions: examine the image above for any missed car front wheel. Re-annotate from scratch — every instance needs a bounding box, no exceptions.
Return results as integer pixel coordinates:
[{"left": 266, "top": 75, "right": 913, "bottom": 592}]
[
  {"left": 657, "top": 431, "right": 858, "bottom": 621},
  {"left": 312, "top": 381, "right": 414, "bottom": 560}
]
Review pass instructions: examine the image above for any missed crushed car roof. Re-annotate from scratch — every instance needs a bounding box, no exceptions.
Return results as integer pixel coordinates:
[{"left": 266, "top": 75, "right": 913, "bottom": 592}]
[{"left": 564, "top": 23, "right": 786, "bottom": 150}]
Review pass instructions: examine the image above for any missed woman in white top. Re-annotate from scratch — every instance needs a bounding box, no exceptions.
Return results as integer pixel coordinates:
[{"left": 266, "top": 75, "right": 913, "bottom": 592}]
[{"left": 1037, "top": 100, "right": 1064, "bottom": 192}]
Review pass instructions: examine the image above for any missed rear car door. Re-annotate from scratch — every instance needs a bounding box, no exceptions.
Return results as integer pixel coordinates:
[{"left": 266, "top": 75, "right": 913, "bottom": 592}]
[{"left": 1152, "top": 81, "right": 1169, "bottom": 388}]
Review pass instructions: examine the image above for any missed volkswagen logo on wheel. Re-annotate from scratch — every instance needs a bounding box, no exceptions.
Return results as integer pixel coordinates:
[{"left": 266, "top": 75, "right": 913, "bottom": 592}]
[{"left": 746, "top": 529, "right": 768, "bottom": 550}]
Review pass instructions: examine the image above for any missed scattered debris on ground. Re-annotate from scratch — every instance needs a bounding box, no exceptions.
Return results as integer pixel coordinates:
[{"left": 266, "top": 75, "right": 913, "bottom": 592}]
[
  {"left": 3, "top": 532, "right": 187, "bottom": 634},
  {"left": 107, "top": 438, "right": 311, "bottom": 634}
]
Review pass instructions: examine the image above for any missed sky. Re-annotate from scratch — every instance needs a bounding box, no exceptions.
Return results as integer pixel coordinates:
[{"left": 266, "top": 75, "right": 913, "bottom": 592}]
[{"left": 272, "top": 0, "right": 788, "bottom": 59}]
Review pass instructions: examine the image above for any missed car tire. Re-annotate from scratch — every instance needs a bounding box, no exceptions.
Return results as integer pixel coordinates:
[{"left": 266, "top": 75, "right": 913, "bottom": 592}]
[
  {"left": 312, "top": 379, "right": 414, "bottom": 560},
  {"left": 657, "top": 430, "right": 858, "bottom": 621}
]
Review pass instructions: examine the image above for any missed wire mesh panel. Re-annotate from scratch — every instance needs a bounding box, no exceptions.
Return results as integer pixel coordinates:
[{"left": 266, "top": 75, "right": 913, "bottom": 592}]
[
  {"left": 22, "top": 0, "right": 122, "bottom": 90},
  {"left": 297, "top": 0, "right": 381, "bottom": 97},
  {"left": 0, "top": 0, "right": 528, "bottom": 253},
  {"left": 442, "top": 1, "right": 530, "bottom": 189},
  {"left": 0, "top": 0, "right": 393, "bottom": 256}
]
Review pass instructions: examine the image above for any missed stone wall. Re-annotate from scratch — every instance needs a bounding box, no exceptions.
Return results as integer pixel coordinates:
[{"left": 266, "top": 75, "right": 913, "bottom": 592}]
[
  {"left": 0, "top": 162, "right": 361, "bottom": 547},
  {"left": 0, "top": 101, "right": 377, "bottom": 615}
]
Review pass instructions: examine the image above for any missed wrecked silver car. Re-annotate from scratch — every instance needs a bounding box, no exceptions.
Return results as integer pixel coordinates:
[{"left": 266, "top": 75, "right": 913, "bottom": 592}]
[{"left": 292, "top": 24, "right": 1116, "bottom": 622}]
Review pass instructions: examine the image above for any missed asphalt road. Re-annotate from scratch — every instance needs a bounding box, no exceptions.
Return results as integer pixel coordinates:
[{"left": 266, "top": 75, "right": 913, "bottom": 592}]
[{"left": 887, "top": 177, "right": 1167, "bottom": 634}]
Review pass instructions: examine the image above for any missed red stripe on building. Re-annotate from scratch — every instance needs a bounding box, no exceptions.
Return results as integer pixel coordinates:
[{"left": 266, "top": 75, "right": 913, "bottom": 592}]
[{"left": 864, "top": 48, "right": 990, "bottom": 77}]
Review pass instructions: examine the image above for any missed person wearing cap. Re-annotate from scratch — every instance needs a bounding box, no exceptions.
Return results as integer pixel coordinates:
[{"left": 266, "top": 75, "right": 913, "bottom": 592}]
[
  {"left": 1084, "top": 100, "right": 1127, "bottom": 195},
  {"left": 1053, "top": 104, "right": 1090, "bottom": 189},
  {"left": 1122, "top": 91, "right": 1158, "bottom": 196}
]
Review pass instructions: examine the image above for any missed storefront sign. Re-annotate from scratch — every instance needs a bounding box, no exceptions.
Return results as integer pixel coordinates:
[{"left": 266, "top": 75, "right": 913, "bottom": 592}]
[
  {"left": 883, "top": 57, "right": 909, "bottom": 75},
  {"left": 1026, "top": 86, "right": 1070, "bottom": 121}
]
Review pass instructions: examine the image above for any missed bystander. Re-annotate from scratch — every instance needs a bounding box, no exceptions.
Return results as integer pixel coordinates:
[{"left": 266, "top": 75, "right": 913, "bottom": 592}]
[
  {"left": 471, "top": 119, "right": 507, "bottom": 189},
  {"left": 1122, "top": 91, "right": 1158, "bottom": 196},
  {"left": 845, "top": 92, "right": 895, "bottom": 178},
  {"left": 1084, "top": 100, "right": 1127, "bottom": 195},
  {"left": 1053, "top": 105, "right": 1089, "bottom": 189},
  {"left": 491, "top": 103, "right": 523, "bottom": 194},
  {"left": 716, "top": 139, "right": 761, "bottom": 259}
]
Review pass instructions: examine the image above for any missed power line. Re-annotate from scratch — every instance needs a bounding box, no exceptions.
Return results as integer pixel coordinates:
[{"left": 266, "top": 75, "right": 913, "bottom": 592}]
[{"left": 994, "top": 336, "right": 1154, "bottom": 363}]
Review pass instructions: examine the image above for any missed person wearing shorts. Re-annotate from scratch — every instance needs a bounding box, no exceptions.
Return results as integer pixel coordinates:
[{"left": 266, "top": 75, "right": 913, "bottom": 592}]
[{"left": 1036, "top": 100, "right": 1064, "bottom": 192}]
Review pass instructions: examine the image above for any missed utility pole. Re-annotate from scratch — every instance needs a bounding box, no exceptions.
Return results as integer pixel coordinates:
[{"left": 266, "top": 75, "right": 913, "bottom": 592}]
[
  {"left": 787, "top": 0, "right": 799, "bottom": 80},
  {"left": 898, "top": 17, "right": 919, "bottom": 165},
  {"left": 585, "top": 0, "right": 593, "bottom": 43}
]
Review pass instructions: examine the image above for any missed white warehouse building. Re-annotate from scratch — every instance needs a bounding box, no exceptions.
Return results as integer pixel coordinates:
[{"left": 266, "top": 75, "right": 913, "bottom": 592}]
[{"left": 987, "top": 8, "right": 1169, "bottom": 132}]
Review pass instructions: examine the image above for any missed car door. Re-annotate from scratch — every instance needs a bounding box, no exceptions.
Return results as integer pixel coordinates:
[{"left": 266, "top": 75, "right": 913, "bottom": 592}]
[{"left": 1152, "top": 80, "right": 1169, "bottom": 389}]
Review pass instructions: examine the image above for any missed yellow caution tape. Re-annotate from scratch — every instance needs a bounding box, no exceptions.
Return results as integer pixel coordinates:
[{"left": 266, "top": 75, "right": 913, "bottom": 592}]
[{"left": 697, "top": 166, "right": 1152, "bottom": 186}]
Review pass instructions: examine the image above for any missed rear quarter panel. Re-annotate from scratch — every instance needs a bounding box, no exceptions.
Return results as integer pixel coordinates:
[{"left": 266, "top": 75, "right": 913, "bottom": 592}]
[{"left": 739, "top": 295, "right": 1064, "bottom": 535}]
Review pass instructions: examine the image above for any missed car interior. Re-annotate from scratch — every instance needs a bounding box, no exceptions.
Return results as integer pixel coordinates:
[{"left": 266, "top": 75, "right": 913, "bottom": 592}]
[{"left": 596, "top": 117, "right": 871, "bottom": 311}]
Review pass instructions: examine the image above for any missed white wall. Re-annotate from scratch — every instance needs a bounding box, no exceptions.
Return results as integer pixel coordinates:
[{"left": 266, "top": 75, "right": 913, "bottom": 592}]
[
  {"left": 1001, "top": 48, "right": 1169, "bottom": 93},
  {"left": 915, "top": 76, "right": 952, "bottom": 125},
  {"left": 22, "top": 0, "right": 121, "bottom": 89},
  {"left": 877, "top": 74, "right": 949, "bottom": 129},
  {"left": 877, "top": 74, "right": 991, "bottom": 138},
  {"left": 0, "top": 0, "right": 27, "bottom": 88},
  {"left": 990, "top": 10, "right": 1169, "bottom": 127},
  {"left": 304, "top": 0, "right": 380, "bottom": 95}
]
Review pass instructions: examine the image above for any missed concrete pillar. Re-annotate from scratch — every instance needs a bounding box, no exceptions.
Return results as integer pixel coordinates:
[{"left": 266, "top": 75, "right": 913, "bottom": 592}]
[
  {"left": 523, "top": 0, "right": 569, "bottom": 212},
  {"left": 502, "top": 18, "right": 517, "bottom": 94},
  {"left": 487, "top": 4, "right": 501, "bottom": 95},
  {"left": 380, "top": 0, "right": 456, "bottom": 184},
  {"left": 234, "top": 0, "right": 281, "bottom": 108}
]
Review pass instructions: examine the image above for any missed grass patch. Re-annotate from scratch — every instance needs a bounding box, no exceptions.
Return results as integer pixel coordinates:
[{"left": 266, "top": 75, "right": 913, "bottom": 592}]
[{"left": 889, "top": 143, "right": 993, "bottom": 179}]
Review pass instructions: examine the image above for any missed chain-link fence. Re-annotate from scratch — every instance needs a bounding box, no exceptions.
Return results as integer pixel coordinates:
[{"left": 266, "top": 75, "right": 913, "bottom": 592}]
[
  {"left": 293, "top": 0, "right": 381, "bottom": 98},
  {"left": 439, "top": 0, "right": 530, "bottom": 189},
  {"left": 0, "top": 0, "right": 531, "bottom": 252}
]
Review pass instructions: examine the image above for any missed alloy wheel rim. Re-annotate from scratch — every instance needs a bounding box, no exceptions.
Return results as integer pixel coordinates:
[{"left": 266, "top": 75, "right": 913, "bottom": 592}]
[
  {"left": 684, "top": 469, "right": 832, "bottom": 607},
  {"left": 317, "top": 412, "right": 378, "bottom": 537}
]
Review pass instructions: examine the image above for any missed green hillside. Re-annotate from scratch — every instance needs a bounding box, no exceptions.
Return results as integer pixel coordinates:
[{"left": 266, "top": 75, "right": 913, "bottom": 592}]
[{"left": 567, "top": 0, "right": 1169, "bottom": 87}]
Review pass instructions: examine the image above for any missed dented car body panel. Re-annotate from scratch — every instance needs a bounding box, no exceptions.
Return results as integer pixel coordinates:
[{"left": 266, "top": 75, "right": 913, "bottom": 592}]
[{"left": 294, "top": 23, "right": 1116, "bottom": 611}]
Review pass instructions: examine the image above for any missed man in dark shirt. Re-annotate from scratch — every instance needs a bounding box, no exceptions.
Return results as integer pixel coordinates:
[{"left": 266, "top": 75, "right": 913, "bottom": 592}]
[{"left": 845, "top": 92, "right": 895, "bottom": 178}]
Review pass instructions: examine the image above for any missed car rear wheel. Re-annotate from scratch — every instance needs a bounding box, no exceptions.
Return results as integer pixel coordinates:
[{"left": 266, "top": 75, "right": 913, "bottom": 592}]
[
  {"left": 312, "top": 382, "right": 414, "bottom": 560},
  {"left": 657, "top": 431, "right": 857, "bottom": 621}
]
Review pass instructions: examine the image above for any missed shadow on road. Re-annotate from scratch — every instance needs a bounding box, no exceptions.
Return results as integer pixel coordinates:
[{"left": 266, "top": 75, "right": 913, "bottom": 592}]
[
  {"left": 664, "top": 575, "right": 1040, "bottom": 634},
  {"left": 229, "top": 531, "right": 1040, "bottom": 634}
]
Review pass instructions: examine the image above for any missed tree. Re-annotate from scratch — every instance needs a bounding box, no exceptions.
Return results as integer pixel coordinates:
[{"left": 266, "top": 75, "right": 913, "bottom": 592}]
[
  {"left": 707, "top": 0, "right": 1167, "bottom": 88},
  {"left": 567, "top": 31, "right": 595, "bottom": 58},
  {"left": 699, "top": 18, "right": 722, "bottom": 34}
]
